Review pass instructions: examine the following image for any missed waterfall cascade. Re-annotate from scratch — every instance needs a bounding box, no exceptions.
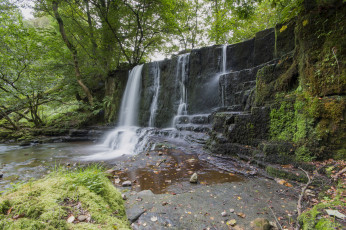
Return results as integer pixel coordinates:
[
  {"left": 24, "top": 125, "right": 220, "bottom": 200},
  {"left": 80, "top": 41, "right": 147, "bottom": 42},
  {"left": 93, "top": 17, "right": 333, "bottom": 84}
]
[
  {"left": 148, "top": 62, "right": 160, "bottom": 127},
  {"left": 86, "top": 44, "right": 233, "bottom": 160},
  {"left": 85, "top": 65, "right": 143, "bottom": 160},
  {"left": 172, "top": 53, "right": 190, "bottom": 126},
  {"left": 221, "top": 44, "right": 227, "bottom": 107},
  {"left": 85, "top": 26, "right": 286, "bottom": 160}
]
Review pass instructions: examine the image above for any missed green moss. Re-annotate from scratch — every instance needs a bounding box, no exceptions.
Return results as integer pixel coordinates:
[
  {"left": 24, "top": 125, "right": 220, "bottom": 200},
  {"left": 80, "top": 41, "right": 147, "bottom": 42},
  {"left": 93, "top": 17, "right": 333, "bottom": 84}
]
[
  {"left": 0, "top": 165, "right": 130, "bottom": 230},
  {"left": 265, "top": 166, "right": 308, "bottom": 183},
  {"left": 334, "top": 149, "right": 346, "bottom": 160},
  {"left": 269, "top": 100, "right": 296, "bottom": 141},
  {"left": 295, "top": 146, "right": 315, "bottom": 162},
  {"left": 298, "top": 199, "right": 344, "bottom": 230}
]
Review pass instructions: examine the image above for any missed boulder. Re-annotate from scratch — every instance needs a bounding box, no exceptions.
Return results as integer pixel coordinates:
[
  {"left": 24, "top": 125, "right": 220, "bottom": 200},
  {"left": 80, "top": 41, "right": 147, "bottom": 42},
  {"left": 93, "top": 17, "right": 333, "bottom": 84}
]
[{"left": 250, "top": 218, "right": 272, "bottom": 230}]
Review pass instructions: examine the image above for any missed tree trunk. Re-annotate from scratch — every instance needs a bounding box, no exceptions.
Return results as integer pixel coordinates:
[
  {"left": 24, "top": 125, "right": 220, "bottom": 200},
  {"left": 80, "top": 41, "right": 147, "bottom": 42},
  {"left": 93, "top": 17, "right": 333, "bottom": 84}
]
[{"left": 52, "top": 0, "right": 94, "bottom": 105}]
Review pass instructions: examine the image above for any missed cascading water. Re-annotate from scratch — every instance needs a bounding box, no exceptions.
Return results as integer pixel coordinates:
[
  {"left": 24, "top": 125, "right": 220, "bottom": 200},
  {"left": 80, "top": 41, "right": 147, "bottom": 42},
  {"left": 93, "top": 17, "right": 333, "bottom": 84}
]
[
  {"left": 220, "top": 44, "right": 227, "bottom": 107},
  {"left": 118, "top": 65, "right": 143, "bottom": 127},
  {"left": 83, "top": 65, "right": 144, "bottom": 160},
  {"left": 172, "top": 53, "right": 190, "bottom": 127},
  {"left": 148, "top": 62, "right": 160, "bottom": 127},
  {"left": 222, "top": 44, "right": 227, "bottom": 73}
]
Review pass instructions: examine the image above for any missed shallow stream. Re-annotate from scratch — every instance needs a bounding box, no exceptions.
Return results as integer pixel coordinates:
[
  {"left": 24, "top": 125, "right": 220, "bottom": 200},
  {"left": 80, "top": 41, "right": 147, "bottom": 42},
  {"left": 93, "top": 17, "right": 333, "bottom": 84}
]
[{"left": 0, "top": 138, "right": 242, "bottom": 194}]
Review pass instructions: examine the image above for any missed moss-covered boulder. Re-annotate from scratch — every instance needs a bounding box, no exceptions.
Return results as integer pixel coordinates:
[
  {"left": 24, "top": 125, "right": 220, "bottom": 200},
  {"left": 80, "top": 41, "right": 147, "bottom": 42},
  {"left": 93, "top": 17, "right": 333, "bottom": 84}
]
[{"left": 0, "top": 166, "right": 130, "bottom": 230}]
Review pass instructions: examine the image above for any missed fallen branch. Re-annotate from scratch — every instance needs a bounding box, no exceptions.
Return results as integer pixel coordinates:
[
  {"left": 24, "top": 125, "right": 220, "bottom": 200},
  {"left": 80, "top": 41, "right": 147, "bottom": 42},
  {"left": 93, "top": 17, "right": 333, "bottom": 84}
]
[
  {"left": 156, "top": 159, "right": 166, "bottom": 166},
  {"left": 296, "top": 167, "right": 314, "bottom": 230},
  {"left": 267, "top": 204, "right": 283, "bottom": 230},
  {"left": 332, "top": 167, "right": 346, "bottom": 181}
]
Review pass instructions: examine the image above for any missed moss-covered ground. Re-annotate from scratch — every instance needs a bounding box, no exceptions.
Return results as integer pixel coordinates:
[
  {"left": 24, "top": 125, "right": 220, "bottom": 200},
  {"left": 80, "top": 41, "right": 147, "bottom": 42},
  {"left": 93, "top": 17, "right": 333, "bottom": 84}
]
[{"left": 0, "top": 165, "right": 130, "bottom": 230}]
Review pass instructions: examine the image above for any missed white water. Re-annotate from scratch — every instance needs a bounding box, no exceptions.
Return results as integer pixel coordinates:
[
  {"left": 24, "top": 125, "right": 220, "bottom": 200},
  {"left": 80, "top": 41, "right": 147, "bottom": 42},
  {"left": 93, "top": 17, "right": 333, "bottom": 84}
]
[
  {"left": 83, "top": 65, "right": 144, "bottom": 160},
  {"left": 118, "top": 65, "right": 144, "bottom": 126},
  {"left": 220, "top": 44, "right": 227, "bottom": 107},
  {"left": 173, "top": 53, "right": 190, "bottom": 127},
  {"left": 222, "top": 44, "right": 227, "bottom": 73},
  {"left": 148, "top": 62, "right": 160, "bottom": 127}
]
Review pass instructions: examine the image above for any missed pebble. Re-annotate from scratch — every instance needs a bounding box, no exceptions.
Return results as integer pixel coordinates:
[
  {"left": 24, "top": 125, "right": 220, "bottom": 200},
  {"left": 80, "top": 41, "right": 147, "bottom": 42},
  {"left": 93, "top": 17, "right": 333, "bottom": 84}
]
[
  {"left": 122, "top": 180, "right": 132, "bottom": 187},
  {"left": 122, "top": 194, "right": 127, "bottom": 200},
  {"left": 77, "top": 215, "right": 87, "bottom": 221},
  {"left": 221, "top": 211, "right": 228, "bottom": 217},
  {"left": 67, "top": 215, "right": 75, "bottom": 223},
  {"left": 190, "top": 173, "right": 198, "bottom": 183}
]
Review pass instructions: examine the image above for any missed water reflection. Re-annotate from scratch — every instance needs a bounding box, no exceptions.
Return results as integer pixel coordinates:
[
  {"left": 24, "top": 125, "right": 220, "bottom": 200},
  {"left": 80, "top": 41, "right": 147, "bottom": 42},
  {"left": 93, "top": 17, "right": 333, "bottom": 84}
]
[{"left": 113, "top": 148, "right": 243, "bottom": 194}]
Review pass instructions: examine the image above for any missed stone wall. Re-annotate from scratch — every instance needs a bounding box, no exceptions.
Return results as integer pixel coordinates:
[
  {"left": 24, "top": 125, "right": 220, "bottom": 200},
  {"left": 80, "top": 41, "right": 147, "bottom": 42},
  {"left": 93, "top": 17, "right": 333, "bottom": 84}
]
[{"left": 137, "top": 27, "right": 280, "bottom": 128}]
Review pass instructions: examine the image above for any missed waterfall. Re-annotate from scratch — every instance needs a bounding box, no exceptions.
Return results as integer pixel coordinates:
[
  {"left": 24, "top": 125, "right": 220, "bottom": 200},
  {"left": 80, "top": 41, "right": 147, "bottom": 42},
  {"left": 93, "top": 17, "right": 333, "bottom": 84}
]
[
  {"left": 222, "top": 44, "right": 227, "bottom": 73},
  {"left": 118, "top": 65, "right": 143, "bottom": 126},
  {"left": 173, "top": 53, "right": 190, "bottom": 127},
  {"left": 148, "top": 62, "right": 160, "bottom": 127},
  {"left": 84, "top": 65, "right": 143, "bottom": 160},
  {"left": 221, "top": 45, "right": 227, "bottom": 107}
]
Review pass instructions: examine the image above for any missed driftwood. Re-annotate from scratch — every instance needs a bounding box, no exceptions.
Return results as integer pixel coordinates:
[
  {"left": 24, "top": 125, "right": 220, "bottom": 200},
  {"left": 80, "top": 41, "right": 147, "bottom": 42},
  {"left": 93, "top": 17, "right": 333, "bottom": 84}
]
[
  {"left": 333, "top": 167, "right": 346, "bottom": 181},
  {"left": 295, "top": 168, "right": 314, "bottom": 230},
  {"left": 267, "top": 204, "right": 283, "bottom": 230}
]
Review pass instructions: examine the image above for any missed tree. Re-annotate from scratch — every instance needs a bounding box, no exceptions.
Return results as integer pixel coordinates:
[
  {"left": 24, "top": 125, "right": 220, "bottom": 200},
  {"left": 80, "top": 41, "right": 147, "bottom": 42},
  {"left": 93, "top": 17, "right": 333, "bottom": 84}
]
[
  {"left": 52, "top": 0, "right": 94, "bottom": 105},
  {"left": 0, "top": 0, "right": 70, "bottom": 128}
]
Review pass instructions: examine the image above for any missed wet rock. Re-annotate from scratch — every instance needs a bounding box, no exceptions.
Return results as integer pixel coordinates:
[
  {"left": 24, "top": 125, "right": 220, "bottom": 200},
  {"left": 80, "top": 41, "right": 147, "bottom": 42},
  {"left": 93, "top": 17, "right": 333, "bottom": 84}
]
[
  {"left": 254, "top": 28, "right": 275, "bottom": 66},
  {"left": 19, "top": 142, "right": 31, "bottom": 146},
  {"left": 221, "top": 211, "right": 228, "bottom": 217},
  {"left": 77, "top": 215, "right": 87, "bottom": 222},
  {"left": 122, "top": 180, "right": 132, "bottom": 187},
  {"left": 137, "top": 190, "right": 154, "bottom": 196},
  {"left": 250, "top": 218, "right": 272, "bottom": 230},
  {"left": 190, "top": 173, "right": 198, "bottom": 183},
  {"left": 0, "top": 173, "right": 3, "bottom": 179},
  {"left": 126, "top": 208, "right": 145, "bottom": 223},
  {"left": 121, "top": 194, "right": 127, "bottom": 200}
]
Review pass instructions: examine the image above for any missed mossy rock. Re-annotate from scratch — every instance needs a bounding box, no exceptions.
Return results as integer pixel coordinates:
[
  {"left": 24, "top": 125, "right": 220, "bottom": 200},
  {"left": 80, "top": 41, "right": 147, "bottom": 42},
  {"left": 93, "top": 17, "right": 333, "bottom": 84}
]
[
  {"left": 0, "top": 166, "right": 130, "bottom": 230},
  {"left": 298, "top": 198, "right": 344, "bottom": 230},
  {"left": 266, "top": 166, "right": 308, "bottom": 183}
]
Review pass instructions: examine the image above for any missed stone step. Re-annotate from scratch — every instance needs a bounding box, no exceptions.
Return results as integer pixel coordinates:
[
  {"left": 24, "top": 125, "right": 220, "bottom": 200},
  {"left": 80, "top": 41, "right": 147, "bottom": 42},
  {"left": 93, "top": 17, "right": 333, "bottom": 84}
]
[
  {"left": 174, "top": 114, "right": 211, "bottom": 125},
  {"left": 211, "top": 111, "right": 249, "bottom": 133},
  {"left": 175, "top": 124, "right": 211, "bottom": 133},
  {"left": 214, "top": 104, "right": 244, "bottom": 112}
]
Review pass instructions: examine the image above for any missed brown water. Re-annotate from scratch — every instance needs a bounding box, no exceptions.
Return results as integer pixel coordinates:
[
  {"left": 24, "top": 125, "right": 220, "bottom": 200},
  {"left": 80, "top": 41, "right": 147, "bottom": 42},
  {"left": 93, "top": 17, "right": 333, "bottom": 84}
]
[{"left": 113, "top": 148, "right": 243, "bottom": 194}]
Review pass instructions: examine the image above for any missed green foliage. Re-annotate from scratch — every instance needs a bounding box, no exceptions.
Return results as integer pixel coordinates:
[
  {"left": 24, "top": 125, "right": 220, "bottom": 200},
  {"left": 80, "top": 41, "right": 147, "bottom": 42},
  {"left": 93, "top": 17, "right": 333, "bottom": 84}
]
[
  {"left": 0, "top": 1, "right": 75, "bottom": 130},
  {"left": 66, "top": 165, "right": 108, "bottom": 196},
  {"left": 269, "top": 0, "right": 304, "bottom": 22}
]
